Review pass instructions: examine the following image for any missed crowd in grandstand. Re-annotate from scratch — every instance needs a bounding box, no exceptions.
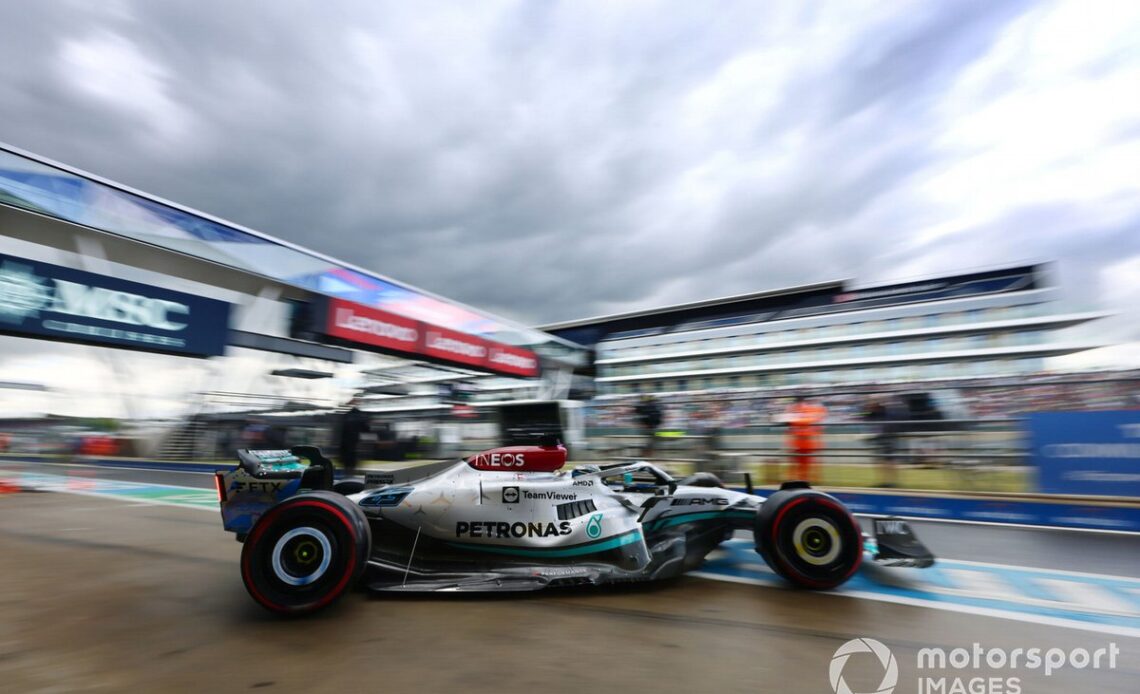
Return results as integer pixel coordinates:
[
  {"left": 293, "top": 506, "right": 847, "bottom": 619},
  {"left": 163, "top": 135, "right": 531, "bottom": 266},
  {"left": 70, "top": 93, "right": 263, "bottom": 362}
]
[{"left": 586, "top": 369, "right": 1140, "bottom": 432}]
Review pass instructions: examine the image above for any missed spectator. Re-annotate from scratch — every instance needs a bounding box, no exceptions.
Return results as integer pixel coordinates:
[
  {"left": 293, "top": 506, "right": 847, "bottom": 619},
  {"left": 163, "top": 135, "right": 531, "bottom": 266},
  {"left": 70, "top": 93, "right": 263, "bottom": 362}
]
[
  {"left": 634, "top": 395, "right": 663, "bottom": 458},
  {"left": 264, "top": 424, "right": 287, "bottom": 450},
  {"left": 863, "top": 395, "right": 905, "bottom": 487},
  {"left": 337, "top": 398, "right": 371, "bottom": 476},
  {"left": 241, "top": 419, "right": 268, "bottom": 448},
  {"left": 783, "top": 395, "right": 827, "bottom": 483}
]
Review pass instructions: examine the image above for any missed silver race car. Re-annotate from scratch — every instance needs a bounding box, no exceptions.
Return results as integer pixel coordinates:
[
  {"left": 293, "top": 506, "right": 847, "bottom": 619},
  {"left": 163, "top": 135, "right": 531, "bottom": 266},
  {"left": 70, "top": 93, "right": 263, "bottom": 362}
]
[{"left": 216, "top": 441, "right": 934, "bottom": 614}]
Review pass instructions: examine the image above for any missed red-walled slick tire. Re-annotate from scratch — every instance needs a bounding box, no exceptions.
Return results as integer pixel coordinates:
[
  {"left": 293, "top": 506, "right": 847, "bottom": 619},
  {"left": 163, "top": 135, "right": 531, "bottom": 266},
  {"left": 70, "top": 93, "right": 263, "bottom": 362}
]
[
  {"left": 754, "top": 488, "right": 862, "bottom": 590},
  {"left": 241, "top": 491, "right": 370, "bottom": 615}
]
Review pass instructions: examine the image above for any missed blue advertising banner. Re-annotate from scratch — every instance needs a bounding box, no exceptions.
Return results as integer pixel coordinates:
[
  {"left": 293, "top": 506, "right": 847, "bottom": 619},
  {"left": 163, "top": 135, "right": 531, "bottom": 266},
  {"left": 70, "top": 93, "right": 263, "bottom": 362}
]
[
  {"left": 0, "top": 253, "right": 231, "bottom": 357},
  {"left": 1029, "top": 410, "right": 1140, "bottom": 497},
  {"left": 826, "top": 491, "right": 1140, "bottom": 533}
]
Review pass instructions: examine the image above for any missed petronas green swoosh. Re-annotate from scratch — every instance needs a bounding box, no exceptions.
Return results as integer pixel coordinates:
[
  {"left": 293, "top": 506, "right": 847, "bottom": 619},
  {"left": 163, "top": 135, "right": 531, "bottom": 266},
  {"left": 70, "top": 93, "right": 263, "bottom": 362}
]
[
  {"left": 647, "top": 509, "right": 754, "bottom": 531},
  {"left": 448, "top": 529, "right": 643, "bottom": 558}
]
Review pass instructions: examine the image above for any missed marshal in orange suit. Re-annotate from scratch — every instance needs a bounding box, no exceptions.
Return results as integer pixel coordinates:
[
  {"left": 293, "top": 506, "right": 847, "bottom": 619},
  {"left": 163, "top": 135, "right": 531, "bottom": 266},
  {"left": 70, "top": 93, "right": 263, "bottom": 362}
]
[{"left": 783, "top": 395, "right": 827, "bottom": 483}]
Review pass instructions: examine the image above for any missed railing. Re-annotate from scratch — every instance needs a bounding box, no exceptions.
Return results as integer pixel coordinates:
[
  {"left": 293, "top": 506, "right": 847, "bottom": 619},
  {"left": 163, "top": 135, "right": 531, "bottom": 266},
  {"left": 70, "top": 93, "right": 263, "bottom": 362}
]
[{"left": 584, "top": 418, "right": 1031, "bottom": 493}]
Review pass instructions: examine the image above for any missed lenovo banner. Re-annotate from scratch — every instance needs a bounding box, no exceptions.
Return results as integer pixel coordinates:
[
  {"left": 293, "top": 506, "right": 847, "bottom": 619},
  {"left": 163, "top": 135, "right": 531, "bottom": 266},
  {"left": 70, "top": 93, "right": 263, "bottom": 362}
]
[
  {"left": 486, "top": 343, "right": 541, "bottom": 378},
  {"left": 311, "top": 297, "right": 540, "bottom": 377},
  {"left": 421, "top": 325, "right": 489, "bottom": 368},
  {"left": 0, "top": 253, "right": 231, "bottom": 357},
  {"left": 324, "top": 298, "right": 420, "bottom": 354}
]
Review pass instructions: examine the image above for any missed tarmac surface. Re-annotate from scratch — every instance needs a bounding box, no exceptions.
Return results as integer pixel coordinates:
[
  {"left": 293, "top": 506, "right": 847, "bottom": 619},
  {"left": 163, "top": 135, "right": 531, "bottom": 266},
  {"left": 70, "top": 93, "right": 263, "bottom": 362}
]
[{"left": 1, "top": 460, "right": 1138, "bottom": 693}]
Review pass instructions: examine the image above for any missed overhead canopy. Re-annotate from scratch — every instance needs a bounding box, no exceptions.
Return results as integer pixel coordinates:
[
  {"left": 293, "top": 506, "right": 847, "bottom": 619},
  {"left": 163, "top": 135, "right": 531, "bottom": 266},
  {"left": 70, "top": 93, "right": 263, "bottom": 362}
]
[{"left": 0, "top": 143, "right": 585, "bottom": 363}]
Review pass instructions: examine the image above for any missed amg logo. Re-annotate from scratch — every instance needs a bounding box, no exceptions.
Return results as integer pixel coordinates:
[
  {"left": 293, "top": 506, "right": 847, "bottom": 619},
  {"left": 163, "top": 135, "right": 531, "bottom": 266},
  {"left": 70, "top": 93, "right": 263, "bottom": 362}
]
[
  {"left": 670, "top": 497, "right": 729, "bottom": 506},
  {"left": 456, "top": 521, "right": 572, "bottom": 538}
]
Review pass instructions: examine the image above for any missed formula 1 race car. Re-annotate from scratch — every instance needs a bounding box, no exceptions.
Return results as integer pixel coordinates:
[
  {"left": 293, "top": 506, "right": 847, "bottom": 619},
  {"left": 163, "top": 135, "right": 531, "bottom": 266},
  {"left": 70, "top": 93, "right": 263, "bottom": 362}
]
[{"left": 215, "top": 442, "right": 935, "bottom": 614}]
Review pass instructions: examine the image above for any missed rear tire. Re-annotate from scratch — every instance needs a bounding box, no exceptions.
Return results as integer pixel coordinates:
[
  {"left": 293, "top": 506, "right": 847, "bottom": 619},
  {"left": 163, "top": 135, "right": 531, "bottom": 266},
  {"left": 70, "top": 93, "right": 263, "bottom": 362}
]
[
  {"left": 755, "top": 488, "right": 862, "bottom": 589},
  {"left": 241, "top": 491, "right": 370, "bottom": 615}
]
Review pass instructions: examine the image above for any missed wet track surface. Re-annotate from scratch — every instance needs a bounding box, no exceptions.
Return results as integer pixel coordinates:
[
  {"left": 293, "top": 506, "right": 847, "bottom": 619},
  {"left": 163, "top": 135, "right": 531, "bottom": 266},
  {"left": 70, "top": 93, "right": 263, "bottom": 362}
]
[{"left": 1, "top": 461, "right": 1138, "bottom": 693}]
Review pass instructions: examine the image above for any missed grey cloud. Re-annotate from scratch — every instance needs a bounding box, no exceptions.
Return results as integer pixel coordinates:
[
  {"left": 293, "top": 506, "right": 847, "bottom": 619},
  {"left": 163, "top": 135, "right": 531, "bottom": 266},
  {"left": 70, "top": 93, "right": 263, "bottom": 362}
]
[
  {"left": 829, "top": 0, "right": 1034, "bottom": 120},
  {"left": 1, "top": 0, "right": 1136, "bottom": 356}
]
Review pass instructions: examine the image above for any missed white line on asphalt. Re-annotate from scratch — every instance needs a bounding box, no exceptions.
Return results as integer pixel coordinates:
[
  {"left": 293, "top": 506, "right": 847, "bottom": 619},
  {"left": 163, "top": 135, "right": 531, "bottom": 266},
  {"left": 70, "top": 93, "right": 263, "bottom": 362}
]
[
  {"left": 688, "top": 571, "right": 1140, "bottom": 639},
  {"left": 922, "top": 573, "right": 1135, "bottom": 618},
  {"left": 941, "top": 568, "right": 1027, "bottom": 602},
  {"left": 5, "top": 469, "right": 215, "bottom": 493},
  {"left": 48, "top": 461, "right": 218, "bottom": 476},
  {"left": 30, "top": 488, "right": 217, "bottom": 513},
  {"left": 1035, "top": 578, "right": 1139, "bottom": 616},
  {"left": 941, "top": 558, "right": 1140, "bottom": 584}
]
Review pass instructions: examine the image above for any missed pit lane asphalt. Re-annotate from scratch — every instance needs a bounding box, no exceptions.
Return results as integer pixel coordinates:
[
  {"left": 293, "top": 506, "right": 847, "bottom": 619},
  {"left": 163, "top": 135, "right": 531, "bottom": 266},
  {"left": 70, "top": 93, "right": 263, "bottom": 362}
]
[{"left": 1, "top": 463, "right": 1137, "bottom": 693}]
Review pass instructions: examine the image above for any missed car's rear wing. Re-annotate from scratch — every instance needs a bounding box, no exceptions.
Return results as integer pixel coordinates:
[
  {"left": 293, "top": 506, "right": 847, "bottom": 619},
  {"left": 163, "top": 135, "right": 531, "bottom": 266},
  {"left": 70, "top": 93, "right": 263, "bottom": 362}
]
[{"left": 216, "top": 447, "right": 335, "bottom": 539}]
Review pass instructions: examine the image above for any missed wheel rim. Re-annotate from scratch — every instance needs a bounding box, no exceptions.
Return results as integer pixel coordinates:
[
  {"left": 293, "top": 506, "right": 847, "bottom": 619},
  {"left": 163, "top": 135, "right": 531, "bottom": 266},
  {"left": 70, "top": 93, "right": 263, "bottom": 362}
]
[
  {"left": 271, "top": 527, "right": 333, "bottom": 586},
  {"left": 791, "top": 517, "right": 841, "bottom": 566}
]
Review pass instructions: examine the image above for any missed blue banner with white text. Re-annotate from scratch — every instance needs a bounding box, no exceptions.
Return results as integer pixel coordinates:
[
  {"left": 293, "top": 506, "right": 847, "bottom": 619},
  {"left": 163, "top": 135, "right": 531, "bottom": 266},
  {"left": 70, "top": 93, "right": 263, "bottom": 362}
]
[
  {"left": 0, "top": 253, "right": 231, "bottom": 357},
  {"left": 1029, "top": 410, "right": 1140, "bottom": 497}
]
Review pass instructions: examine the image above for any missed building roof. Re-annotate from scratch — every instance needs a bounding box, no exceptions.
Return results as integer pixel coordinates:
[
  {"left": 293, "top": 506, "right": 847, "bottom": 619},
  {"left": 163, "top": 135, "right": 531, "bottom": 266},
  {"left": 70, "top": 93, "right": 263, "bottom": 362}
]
[
  {"left": 540, "top": 280, "right": 845, "bottom": 331},
  {"left": 543, "top": 264, "right": 1046, "bottom": 348}
]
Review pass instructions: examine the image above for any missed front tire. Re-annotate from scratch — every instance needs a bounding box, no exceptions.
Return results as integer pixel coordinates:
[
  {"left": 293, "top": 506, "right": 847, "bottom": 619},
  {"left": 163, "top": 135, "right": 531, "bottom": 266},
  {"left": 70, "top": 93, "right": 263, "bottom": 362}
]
[
  {"left": 755, "top": 488, "right": 862, "bottom": 589},
  {"left": 241, "top": 491, "right": 370, "bottom": 615}
]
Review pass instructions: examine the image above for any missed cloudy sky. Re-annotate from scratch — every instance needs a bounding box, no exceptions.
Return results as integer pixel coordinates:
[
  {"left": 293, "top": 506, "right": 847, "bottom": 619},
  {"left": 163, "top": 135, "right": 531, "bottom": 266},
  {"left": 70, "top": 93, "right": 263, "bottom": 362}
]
[{"left": 1, "top": 0, "right": 1139, "bottom": 369}]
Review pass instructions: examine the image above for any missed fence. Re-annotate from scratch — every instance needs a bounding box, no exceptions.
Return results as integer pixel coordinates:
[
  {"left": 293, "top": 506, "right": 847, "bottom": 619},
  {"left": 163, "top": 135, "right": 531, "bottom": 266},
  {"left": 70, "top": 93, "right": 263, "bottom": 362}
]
[
  {"left": 581, "top": 372, "right": 1140, "bottom": 494},
  {"left": 584, "top": 418, "right": 1029, "bottom": 492}
]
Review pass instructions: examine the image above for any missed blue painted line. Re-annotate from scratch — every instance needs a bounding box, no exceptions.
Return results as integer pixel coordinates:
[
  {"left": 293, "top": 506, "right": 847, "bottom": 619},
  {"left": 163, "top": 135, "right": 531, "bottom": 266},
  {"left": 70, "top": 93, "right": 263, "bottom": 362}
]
[
  {"left": 699, "top": 539, "right": 1140, "bottom": 634},
  {"left": 0, "top": 455, "right": 225, "bottom": 474}
]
